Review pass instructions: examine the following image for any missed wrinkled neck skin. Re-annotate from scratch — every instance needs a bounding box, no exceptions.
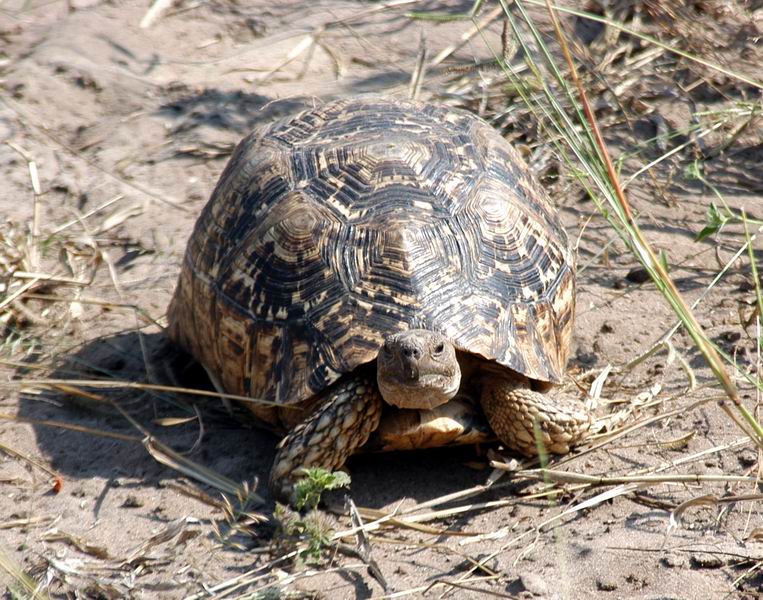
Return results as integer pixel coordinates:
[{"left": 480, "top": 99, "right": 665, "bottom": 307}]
[{"left": 376, "top": 329, "right": 463, "bottom": 410}]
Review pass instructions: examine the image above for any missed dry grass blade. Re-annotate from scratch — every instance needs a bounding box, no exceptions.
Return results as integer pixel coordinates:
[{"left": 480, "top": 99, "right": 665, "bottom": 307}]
[
  {"left": 124, "top": 516, "right": 194, "bottom": 564},
  {"left": 92, "top": 203, "right": 144, "bottom": 236},
  {"left": 1, "top": 515, "right": 57, "bottom": 531},
  {"left": 743, "top": 212, "right": 763, "bottom": 341},
  {"left": 139, "top": 0, "right": 173, "bottom": 29},
  {"left": 347, "top": 497, "right": 388, "bottom": 591},
  {"left": 41, "top": 529, "right": 111, "bottom": 559},
  {"left": 386, "top": 467, "right": 506, "bottom": 518},
  {"left": 667, "top": 495, "right": 720, "bottom": 534},
  {"left": 426, "top": 578, "right": 512, "bottom": 598},
  {"left": 49, "top": 194, "right": 125, "bottom": 235},
  {"left": 258, "top": 32, "right": 321, "bottom": 82},
  {"left": 165, "top": 481, "right": 227, "bottom": 510},
  {"left": 746, "top": 528, "right": 763, "bottom": 541},
  {"left": 356, "top": 498, "right": 517, "bottom": 531},
  {"left": 376, "top": 575, "right": 500, "bottom": 600},
  {"left": 347, "top": 469, "right": 584, "bottom": 540},
  {"left": 249, "top": 0, "right": 418, "bottom": 82},
  {"left": 0, "top": 411, "right": 143, "bottom": 443},
  {"left": 0, "top": 439, "right": 61, "bottom": 480},
  {"left": 154, "top": 415, "right": 198, "bottom": 426},
  {"left": 508, "top": 467, "right": 759, "bottom": 485},
  {"left": 347, "top": 508, "right": 478, "bottom": 537},
  {"left": 0, "top": 278, "right": 37, "bottom": 313},
  {"left": 408, "top": 31, "right": 428, "bottom": 100},
  {"left": 144, "top": 437, "right": 258, "bottom": 500},
  {"left": 429, "top": 5, "right": 503, "bottom": 67},
  {"left": 10, "top": 271, "right": 92, "bottom": 285},
  {"left": 0, "top": 544, "right": 51, "bottom": 600},
  {"left": 558, "top": 396, "right": 715, "bottom": 466},
  {"left": 182, "top": 561, "right": 292, "bottom": 600},
  {"left": 422, "top": 499, "right": 592, "bottom": 593},
  {"left": 5, "top": 378, "right": 287, "bottom": 409},
  {"left": 655, "top": 431, "right": 696, "bottom": 450},
  {"left": 433, "top": 433, "right": 760, "bottom": 592},
  {"left": 669, "top": 494, "right": 763, "bottom": 534},
  {"left": 5, "top": 142, "right": 41, "bottom": 270},
  {"left": 732, "top": 558, "right": 763, "bottom": 589}
]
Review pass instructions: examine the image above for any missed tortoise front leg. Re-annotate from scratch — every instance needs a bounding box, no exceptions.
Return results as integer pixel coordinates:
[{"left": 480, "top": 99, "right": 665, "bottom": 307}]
[
  {"left": 269, "top": 376, "right": 383, "bottom": 504},
  {"left": 480, "top": 374, "right": 591, "bottom": 456}
]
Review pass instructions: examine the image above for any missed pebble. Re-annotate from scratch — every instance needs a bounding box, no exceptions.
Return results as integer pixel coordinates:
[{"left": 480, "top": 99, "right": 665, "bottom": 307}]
[
  {"left": 689, "top": 553, "right": 724, "bottom": 569},
  {"left": 596, "top": 577, "right": 618, "bottom": 591},
  {"left": 121, "top": 494, "right": 144, "bottom": 508},
  {"left": 659, "top": 554, "right": 684, "bottom": 568},
  {"left": 626, "top": 267, "right": 651, "bottom": 284},
  {"left": 509, "top": 573, "right": 549, "bottom": 598}
]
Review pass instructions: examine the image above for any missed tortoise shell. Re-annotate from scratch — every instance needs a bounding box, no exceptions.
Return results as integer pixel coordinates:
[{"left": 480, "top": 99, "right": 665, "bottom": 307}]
[{"left": 167, "top": 96, "right": 575, "bottom": 427}]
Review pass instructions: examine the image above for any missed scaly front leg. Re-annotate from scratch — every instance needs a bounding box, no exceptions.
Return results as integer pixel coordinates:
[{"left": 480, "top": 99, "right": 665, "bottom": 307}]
[
  {"left": 480, "top": 374, "right": 591, "bottom": 456},
  {"left": 269, "top": 376, "right": 383, "bottom": 504}
]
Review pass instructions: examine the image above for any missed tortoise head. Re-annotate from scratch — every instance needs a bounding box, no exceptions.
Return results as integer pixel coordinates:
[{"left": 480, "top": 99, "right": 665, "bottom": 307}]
[{"left": 376, "top": 329, "right": 461, "bottom": 409}]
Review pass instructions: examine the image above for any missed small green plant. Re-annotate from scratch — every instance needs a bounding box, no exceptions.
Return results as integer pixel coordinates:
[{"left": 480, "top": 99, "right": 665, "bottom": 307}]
[
  {"left": 294, "top": 467, "right": 351, "bottom": 511},
  {"left": 695, "top": 201, "right": 731, "bottom": 241},
  {"left": 272, "top": 468, "right": 350, "bottom": 564},
  {"left": 695, "top": 200, "right": 763, "bottom": 242},
  {"left": 274, "top": 505, "right": 335, "bottom": 564}
]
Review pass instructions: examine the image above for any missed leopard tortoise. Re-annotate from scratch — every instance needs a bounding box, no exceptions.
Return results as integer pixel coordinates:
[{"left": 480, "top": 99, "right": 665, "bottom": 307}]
[{"left": 167, "top": 96, "right": 591, "bottom": 502}]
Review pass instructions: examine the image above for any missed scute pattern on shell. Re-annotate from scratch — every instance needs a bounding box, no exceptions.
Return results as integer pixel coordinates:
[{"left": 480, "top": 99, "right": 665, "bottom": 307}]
[{"left": 168, "top": 97, "right": 575, "bottom": 425}]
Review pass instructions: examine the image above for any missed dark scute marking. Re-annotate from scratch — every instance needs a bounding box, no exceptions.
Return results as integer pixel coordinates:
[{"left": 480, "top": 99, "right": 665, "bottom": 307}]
[
  {"left": 290, "top": 149, "right": 321, "bottom": 182},
  {"left": 228, "top": 176, "right": 289, "bottom": 243},
  {"left": 269, "top": 111, "right": 327, "bottom": 147}
]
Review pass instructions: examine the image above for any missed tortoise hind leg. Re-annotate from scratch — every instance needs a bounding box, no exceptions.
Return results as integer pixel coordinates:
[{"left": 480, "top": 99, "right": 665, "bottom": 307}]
[
  {"left": 480, "top": 374, "right": 591, "bottom": 456},
  {"left": 270, "top": 376, "right": 383, "bottom": 504}
]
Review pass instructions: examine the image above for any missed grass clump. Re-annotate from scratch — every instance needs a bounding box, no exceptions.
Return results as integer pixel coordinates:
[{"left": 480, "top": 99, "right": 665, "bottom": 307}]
[{"left": 273, "top": 468, "right": 350, "bottom": 565}]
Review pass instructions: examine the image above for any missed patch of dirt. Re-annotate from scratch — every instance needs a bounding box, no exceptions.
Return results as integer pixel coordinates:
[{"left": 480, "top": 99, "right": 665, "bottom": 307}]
[{"left": 1, "top": 1, "right": 762, "bottom": 598}]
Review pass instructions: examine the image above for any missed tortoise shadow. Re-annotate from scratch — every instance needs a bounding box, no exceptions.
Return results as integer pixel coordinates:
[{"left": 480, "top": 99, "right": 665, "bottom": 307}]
[
  {"left": 17, "top": 330, "right": 493, "bottom": 509},
  {"left": 155, "top": 90, "right": 311, "bottom": 137},
  {"left": 16, "top": 331, "right": 276, "bottom": 496}
]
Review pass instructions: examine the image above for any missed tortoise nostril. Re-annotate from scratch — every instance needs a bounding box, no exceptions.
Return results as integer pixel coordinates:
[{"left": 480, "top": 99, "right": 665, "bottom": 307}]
[{"left": 402, "top": 346, "right": 421, "bottom": 359}]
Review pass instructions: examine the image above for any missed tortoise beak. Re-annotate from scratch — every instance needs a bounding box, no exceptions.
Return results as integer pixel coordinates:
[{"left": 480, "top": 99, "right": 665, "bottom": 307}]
[
  {"left": 400, "top": 355, "right": 420, "bottom": 381},
  {"left": 396, "top": 338, "right": 425, "bottom": 381}
]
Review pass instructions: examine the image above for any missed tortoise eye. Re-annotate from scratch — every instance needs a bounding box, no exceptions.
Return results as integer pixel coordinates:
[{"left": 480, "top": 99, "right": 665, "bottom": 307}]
[{"left": 433, "top": 342, "right": 445, "bottom": 355}]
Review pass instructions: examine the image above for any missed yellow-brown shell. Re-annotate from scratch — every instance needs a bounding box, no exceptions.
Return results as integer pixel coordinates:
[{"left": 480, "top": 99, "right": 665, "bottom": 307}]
[{"left": 167, "top": 97, "right": 575, "bottom": 426}]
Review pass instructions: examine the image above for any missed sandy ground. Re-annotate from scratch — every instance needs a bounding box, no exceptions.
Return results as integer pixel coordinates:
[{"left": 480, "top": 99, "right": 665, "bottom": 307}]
[{"left": 1, "top": 1, "right": 762, "bottom": 598}]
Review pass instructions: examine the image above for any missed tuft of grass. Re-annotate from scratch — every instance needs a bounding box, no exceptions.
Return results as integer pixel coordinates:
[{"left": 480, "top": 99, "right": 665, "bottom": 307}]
[
  {"left": 0, "top": 544, "right": 50, "bottom": 600},
  {"left": 273, "top": 505, "right": 336, "bottom": 565},
  {"left": 272, "top": 468, "right": 351, "bottom": 564},
  {"left": 213, "top": 480, "right": 268, "bottom": 550}
]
